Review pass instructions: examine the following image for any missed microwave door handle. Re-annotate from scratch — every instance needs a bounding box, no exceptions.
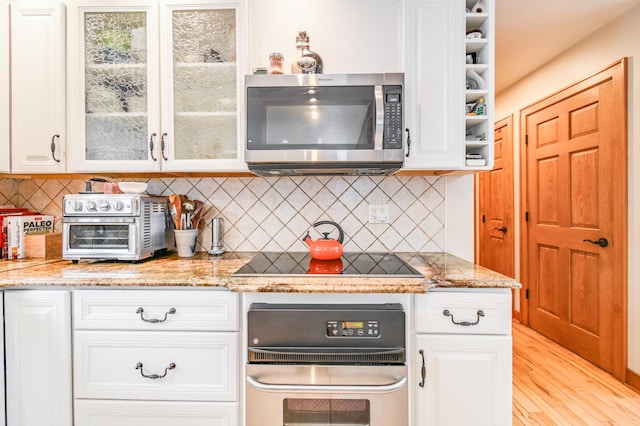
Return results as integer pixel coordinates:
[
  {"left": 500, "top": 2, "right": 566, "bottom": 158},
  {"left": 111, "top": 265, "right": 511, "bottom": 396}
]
[
  {"left": 246, "top": 375, "right": 406, "bottom": 394},
  {"left": 374, "top": 85, "right": 384, "bottom": 150}
]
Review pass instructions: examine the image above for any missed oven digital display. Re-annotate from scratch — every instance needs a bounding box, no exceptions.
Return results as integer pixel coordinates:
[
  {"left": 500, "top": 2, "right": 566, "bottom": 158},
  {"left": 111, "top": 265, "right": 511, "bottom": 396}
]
[{"left": 342, "top": 321, "right": 364, "bottom": 329}]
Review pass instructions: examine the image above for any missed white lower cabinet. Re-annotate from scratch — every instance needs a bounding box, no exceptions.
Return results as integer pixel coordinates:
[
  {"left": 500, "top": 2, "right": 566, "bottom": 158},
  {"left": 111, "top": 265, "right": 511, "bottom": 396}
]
[
  {"left": 4, "top": 290, "right": 73, "bottom": 426},
  {"left": 74, "top": 330, "right": 238, "bottom": 401},
  {"left": 414, "top": 289, "right": 512, "bottom": 426},
  {"left": 0, "top": 292, "right": 5, "bottom": 426},
  {"left": 73, "top": 289, "right": 240, "bottom": 426},
  {"left": 75, "top": 400, "right": 238, "bottom": 426}
]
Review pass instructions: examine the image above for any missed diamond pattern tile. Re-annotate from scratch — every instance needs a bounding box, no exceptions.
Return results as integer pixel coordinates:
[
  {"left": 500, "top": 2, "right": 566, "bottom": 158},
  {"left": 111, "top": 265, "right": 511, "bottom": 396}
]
[{"left": 3, "top": 175, "right": 450, "bottom": 253}]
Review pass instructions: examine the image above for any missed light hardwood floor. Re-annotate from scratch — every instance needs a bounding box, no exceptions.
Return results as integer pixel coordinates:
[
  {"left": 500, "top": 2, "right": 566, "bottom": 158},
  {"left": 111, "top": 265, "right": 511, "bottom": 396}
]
[{"left": 513, "top": 320, "right": 640, "bottom": 425}]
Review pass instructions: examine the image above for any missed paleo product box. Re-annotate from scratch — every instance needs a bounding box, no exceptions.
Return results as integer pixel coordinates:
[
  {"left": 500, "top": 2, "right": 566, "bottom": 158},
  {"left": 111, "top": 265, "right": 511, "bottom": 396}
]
[
  {"left": 5, "top": 215, "right": 56, "bottom": 259},
  {"left": 1, "top": 208, "right": 32, "bottom": 259}
]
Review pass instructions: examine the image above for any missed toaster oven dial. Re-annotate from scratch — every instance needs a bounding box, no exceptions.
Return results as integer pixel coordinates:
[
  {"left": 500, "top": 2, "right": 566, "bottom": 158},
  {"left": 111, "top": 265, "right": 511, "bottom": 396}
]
[
  {"left": 113, "top": 200, "right": 125, "bottom": 211},
  {"left": 72, "top": 201, "right": 83, "bottom": 212},
  {"left": 99, "top": 200, "right": 111, "bottom": 212},
  {"left": 86, "top": 200, "right": 97, "bottom": 212}
]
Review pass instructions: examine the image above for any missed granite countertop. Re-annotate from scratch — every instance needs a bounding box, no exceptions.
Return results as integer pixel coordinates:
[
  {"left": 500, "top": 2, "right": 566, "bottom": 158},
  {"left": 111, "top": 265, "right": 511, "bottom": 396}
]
[{"left": 0, "top": 252, "right": 520, "bottom": 293}]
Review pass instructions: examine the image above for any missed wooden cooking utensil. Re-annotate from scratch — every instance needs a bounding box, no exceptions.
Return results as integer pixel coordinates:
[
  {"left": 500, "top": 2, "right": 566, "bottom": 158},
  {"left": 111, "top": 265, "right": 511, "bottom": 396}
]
[
  {"left": 191, "top": 200, "right": 204, "bottom": 229},
  {"left": 169, "top": 194, "right": 182, "bottom": 229}
]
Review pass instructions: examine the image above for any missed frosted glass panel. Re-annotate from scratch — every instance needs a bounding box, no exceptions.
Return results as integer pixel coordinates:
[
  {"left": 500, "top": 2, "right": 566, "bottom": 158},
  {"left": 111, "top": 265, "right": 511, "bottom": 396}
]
[
  {"left": 172, "top": 9, "right": 237, "bottom": 160},
  {"left": 172, "top": 9, "right": 236, "bottom": 64},
  {"left": 85, "top": 116, "right": 148, "bottom": 161},
  {"left": 84, "top": 12, "right": 148, "bottom": 160},
  {"left": 174, "top": 115, "right": 237, "bottom": 160},
  {"left": 174, "top": 64, "right": 236, "bottom": 112}
]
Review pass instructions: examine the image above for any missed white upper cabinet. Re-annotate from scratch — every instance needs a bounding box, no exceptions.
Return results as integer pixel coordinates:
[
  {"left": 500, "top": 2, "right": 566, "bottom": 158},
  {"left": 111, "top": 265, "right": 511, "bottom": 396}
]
[
  {"left": 66, "top": 0, "right": 246, "bottom": 173},
  {"left": 403, "top": 0, "right": 494, "bottom": 172},
  {"left": 0, "top": 2, "right": 9, "bottom": 173},
  {"left": 10, "top": 2, "right": 66, "bottom": 173}
]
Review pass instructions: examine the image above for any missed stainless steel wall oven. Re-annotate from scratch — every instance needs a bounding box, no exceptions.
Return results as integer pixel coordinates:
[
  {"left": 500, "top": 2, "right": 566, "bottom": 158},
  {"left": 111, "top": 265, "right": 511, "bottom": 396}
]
[{"left": 246, "top": 303, "right": 408, "bottom": 426}]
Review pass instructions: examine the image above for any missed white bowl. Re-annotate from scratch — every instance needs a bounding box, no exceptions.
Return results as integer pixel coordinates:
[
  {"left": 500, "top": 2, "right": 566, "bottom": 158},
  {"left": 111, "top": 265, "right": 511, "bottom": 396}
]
[{"left": 118, "top": 182, "right": 148, "bottom": 194}]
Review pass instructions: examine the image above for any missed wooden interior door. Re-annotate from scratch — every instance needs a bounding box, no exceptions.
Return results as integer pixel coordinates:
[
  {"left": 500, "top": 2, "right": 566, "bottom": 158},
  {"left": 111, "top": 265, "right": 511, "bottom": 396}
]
[
  {"left": 520, "top": 59, "right": 628, "bottom": 380},
  {"left": 477, "top": 116, "right": 515, "bottom": 280}
]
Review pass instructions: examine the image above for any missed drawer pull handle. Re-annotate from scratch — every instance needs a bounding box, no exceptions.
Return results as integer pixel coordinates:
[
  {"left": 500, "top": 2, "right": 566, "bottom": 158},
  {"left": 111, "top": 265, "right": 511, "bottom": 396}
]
[
  {"left": 136, "top": 307, "right": 176, "bottom": 323},
  {"left": 135, "top": 362, "right": 176, "bottom": 379},
  {"left": 442, "top": 309, "right": 484, "bottom": 326},
  {"left": 418, "top": 349, "right": 426, "bottom": 388}
]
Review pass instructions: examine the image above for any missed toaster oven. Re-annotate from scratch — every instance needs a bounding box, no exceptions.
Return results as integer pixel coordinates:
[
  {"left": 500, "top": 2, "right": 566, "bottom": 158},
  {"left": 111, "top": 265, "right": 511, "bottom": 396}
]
[{"left": 62, "top": 194, "right": 173, "bottom": 262}]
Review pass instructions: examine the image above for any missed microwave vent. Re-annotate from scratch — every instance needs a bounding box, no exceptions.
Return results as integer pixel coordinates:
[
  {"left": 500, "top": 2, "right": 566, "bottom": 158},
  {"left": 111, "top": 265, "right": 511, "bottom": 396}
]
[{"left": 248, "top": 163, "right": 401, "bottom": 177}]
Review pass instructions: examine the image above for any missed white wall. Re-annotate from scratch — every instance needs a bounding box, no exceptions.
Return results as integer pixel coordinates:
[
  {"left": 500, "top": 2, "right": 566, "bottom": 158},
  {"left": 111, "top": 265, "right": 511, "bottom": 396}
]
[
  {"left": 495, "top": 4, "right": 640, "bottom": 373},
  {"left": 445, "top": 175, "right": 474, "bottom": 261},
  {"left": 247, "top": 0, "right": 402, "bottom": 74}
]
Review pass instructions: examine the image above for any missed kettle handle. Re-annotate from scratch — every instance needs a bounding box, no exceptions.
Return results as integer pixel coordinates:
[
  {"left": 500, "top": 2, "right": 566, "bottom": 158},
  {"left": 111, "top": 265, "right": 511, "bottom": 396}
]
[{"left": 313, "top": 221, "right": 344, "bottom": 244}]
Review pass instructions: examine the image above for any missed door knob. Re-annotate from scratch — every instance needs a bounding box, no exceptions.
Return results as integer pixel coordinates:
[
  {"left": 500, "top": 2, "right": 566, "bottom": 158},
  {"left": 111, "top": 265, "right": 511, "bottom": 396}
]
[
  {"left": 583, "top": 237, "right": 609, "bottom": 247},
  {"left": 493, "top": 226, "right": 507, "bottom": 233}
]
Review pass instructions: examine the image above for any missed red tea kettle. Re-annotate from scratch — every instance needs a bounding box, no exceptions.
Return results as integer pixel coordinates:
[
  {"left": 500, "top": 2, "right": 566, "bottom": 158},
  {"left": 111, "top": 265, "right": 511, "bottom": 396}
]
[{"left": 302, "top": 220, "right": 345, "bottom": 260}]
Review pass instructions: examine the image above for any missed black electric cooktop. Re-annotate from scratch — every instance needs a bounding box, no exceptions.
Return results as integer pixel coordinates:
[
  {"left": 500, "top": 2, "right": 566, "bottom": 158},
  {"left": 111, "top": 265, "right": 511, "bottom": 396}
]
[{"left": 232, "top": 252, "right": 424, "bottom": 278}]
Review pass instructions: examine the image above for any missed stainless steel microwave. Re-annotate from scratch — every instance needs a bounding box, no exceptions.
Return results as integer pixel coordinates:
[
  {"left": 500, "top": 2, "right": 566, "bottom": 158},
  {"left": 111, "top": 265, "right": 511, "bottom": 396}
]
[{"left": 245, "top": 73, "right": 405, "bottom": 176}]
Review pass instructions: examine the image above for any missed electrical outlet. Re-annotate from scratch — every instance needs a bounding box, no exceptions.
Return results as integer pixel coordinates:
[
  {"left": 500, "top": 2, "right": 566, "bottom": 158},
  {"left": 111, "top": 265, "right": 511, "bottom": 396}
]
[{"left": 368, "top": 204, "right": 389, "bottom": 224}]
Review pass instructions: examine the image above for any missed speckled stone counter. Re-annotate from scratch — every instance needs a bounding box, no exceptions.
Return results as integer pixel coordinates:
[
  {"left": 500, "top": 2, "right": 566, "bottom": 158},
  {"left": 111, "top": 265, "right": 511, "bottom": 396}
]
[{"left": 0, "top": 252, "right": 520, "bottom": 292}]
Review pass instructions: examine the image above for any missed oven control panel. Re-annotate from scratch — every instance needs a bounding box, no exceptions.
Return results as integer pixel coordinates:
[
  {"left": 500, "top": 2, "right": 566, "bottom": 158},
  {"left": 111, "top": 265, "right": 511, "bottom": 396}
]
[
  {"left": 326, "top": 320, "right": 380, "bottom": 337},
  {"left": 63, "top": 194, "right": 140, "bottom": 216}
]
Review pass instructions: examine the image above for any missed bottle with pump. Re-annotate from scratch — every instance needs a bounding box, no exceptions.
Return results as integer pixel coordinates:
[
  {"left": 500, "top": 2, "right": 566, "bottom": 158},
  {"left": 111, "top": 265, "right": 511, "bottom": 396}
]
[
  {"left": 291, "top": 30, "right": 323, "bottom": 74},
  {"left": 475, "top": 97, "right": 486, "bottom": 115}
]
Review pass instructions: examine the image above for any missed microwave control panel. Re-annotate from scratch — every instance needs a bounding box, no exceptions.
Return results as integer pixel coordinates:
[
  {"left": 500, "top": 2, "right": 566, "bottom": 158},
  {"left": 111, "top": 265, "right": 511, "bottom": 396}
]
[{"left": 383, "top": 85, "right": 403, "bottom": 149}]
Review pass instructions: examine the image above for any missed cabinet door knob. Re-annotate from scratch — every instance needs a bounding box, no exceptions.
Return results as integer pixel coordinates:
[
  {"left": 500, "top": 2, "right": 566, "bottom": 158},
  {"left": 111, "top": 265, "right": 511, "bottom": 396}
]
[
  {"left": 405, "top": 128, "right": 411, "bottom": 158},
  {"left": 418, "top": 349, "right": 426, "bottom": 388},
  {"left": 149, "top": 133, "right": 158, "bottom": 161},
  {"left": 161, "top": 132, "right": 169, "bottom": 161},
  {"left": 493, "top": 226, "right": 507, "bottom": 233},
  {"left": 50, "top": 134, "right": 61, "bottom": 163}
]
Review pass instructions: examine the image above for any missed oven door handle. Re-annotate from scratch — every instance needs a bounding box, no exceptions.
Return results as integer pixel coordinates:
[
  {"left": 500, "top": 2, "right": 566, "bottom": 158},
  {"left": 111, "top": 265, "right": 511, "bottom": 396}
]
[
  {"left": 246, "top": 375, "right": 407, "bottom": 394},
  {"left": 63, "top": 217, "right": 137, "bottom": 224}
]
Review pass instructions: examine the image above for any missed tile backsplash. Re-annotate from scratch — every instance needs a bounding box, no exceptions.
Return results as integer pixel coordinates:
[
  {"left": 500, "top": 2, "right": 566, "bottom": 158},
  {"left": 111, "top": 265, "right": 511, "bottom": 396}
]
[{"left": 0, "top": 175, "right": 446, "bottom": 253}]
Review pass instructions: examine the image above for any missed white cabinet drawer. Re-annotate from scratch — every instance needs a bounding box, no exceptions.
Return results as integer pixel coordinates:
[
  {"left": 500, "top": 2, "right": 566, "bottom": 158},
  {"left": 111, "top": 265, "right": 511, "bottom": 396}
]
[
  {"left": 74, "top": 330, "right": 238, "bottom": 401},
  {"left": 73, "top": 290, "right": 238, "bottom": 331},
  {"left": 415, "top": 290, "right": 511, "bottom": 335},
  {"left": 74, "top": 399, "right": 238, "bottom": 426}
]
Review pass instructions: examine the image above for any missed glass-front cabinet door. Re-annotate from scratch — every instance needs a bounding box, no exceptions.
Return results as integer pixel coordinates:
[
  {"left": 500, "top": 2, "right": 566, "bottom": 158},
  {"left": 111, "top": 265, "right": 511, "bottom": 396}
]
[
  {"left": 161, "top": 3, "right": 240, "bottom": 171},
  {"left": 67, "top": 0, "right": 245, "bottom": 172},
  {"left": 84, "top": 8, "right": 155, "bottom": 169}
]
